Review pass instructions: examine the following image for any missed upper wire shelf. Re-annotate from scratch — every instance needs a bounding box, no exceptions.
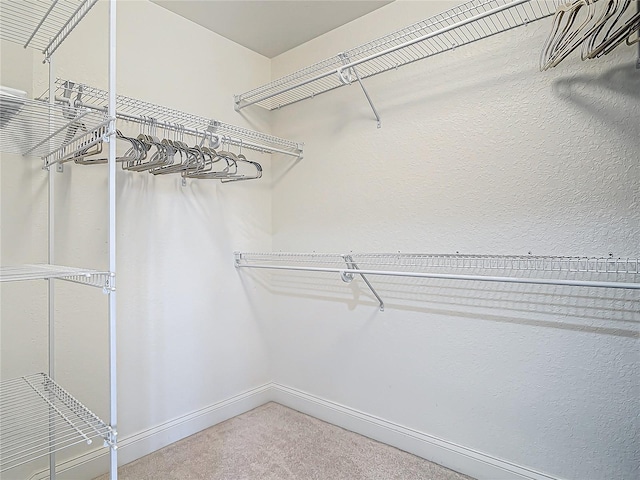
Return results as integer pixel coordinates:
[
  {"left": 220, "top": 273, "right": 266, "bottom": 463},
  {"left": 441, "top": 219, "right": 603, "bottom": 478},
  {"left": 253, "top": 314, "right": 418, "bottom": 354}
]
[
  {"left": 235, "top": 0, "right": 563, "bottom": 111},
  {"left": 0, "top": 373, "right": 113, "bottom": 473},
  {"left": 0, "top": 264, "right": 114, "bottom": 291},
  {"left": 236, "top": 252, "right": 640, "bottom": 275},
  {"left": 52, "top": 80, "right": 304, "bottom": 159},
  {"left": 0, "top": 91, "right": 110, "bottom": 161},
  {"left": 0, "top": 0, "right": 99, "bottom": 59}
]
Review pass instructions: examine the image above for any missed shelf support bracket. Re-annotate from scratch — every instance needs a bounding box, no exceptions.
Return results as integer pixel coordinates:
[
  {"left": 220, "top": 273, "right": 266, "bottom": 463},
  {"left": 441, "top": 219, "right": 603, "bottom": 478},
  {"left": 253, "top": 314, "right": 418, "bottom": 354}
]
[
  {"left": 104, "top": 428, "right": 118, "bottom": 449},
  {"left": 338, "top": 54, "right": 381, "bottom": 128},
  {"left": 341, "top": 254, "right": 384, "bottom": 311}
]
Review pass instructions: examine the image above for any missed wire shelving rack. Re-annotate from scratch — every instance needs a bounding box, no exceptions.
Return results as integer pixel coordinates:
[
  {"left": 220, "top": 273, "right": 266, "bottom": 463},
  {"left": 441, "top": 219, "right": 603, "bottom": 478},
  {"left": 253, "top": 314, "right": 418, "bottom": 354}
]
[
  {"left": 234, "top": 0, "right": 563, "bottom": 111},
  {"left": 0, "top": 373, "right": 114, "bottom": 473},
  {"left": 0, "top": 264, "right": 114, "bottom": 291},
  {"left": 0, "top": 0, "right": 100, "bottom": 59},
  {"left": 0, "top": 93, "right": 110, "bottom": 160},
  {"left": 1, "top": 1, "right": 118, "bottom": 478},
  {"left": 235, "top": 252, "right": 640, "bottom": 311},
  {"left": 51, "top": 80, "right": 304, "bottom": 162},
  {"left": 0, "top": 0, "right": 110, "bottom": 163}
]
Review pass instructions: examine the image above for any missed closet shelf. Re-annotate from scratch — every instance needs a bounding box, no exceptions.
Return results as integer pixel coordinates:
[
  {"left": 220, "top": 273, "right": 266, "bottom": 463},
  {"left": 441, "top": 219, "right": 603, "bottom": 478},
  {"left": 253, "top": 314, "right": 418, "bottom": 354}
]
[
  {"left": 0, "top": 0, "right": 99, "bottom": 59},
  {"left": 235, "top": 252, "right": 640, "bottom": 290},
  {"left": 234, "top": 0, "right": 562, "bottom": 111},
  {"left": 52, "top": 80, "right": 304, "bottom": 160},
  {"left": 0, "top": 93, "right": 111, "bottom": 161},
  {"left": 0, "top": 264, "right": 114, "bottom": 291},
  {"left": 0, "top": 373, "right": 113, "bottom": 473}
]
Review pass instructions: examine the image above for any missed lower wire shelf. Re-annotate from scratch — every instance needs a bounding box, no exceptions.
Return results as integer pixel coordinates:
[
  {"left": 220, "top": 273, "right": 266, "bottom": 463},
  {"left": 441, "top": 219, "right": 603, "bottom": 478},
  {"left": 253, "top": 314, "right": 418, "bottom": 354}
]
[
  {"left": 0, "top": 373, "right": 113, "bottom": 473},
  {"left": 235, "top": 252, "right": 640, "bottom": 311}
]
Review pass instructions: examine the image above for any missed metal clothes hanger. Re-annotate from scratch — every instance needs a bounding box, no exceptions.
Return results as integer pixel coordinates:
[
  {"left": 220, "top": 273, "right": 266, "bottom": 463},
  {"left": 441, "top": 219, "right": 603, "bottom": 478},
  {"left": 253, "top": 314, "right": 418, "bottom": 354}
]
[
  {"left": 581, "top": 0, "right": 626, "bottom": 59},
  {"left": 582, "top": 0, "right": 636, "bottom": 58},
  {"left": 593, "top": 5, "right": 640, "bottom": 56},
  {"left": 74, "top": 129, "right": 141, "bottom": 165},
  {"left": 549, "top": 0, "right": 624, "bottom": 68},
  {"left": 221, "top": 157, "right": 263, "bottom": 183},
  {"left": 541, "top": 0, "right": 597, "bottom": 70},
  {"left": 187, "top": 131, "right": 222, "bottom": 175},
  {"left": 220, "top": 139, "right": 261, "bottom": 183},
  {"left": 125, "top": 117, "right": 169, "bottom": 172},
  {"left": 185, "top": 135, "right": 235, "bottom": 180}
]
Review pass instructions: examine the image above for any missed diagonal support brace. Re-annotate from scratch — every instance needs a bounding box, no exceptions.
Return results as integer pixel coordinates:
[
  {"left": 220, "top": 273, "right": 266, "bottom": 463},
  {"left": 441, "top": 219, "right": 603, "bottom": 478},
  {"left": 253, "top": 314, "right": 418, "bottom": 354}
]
[
  {"left": 338, "top": 54, "right": 382, "bottom": 128},
  {"left": 341, "top": 254, "right": 385, "bottom": 311}
]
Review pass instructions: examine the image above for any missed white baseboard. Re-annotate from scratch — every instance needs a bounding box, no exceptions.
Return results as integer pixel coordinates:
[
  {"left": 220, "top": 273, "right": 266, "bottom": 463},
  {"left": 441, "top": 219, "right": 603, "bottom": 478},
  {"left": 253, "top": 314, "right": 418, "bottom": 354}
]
[
  {"left": 270, "top": 383, "right": 562, "bottom": 480},
  {"left": 29, "top": 383, "right": 273, "bottom": 480},
  {"left": 29, "top": 382, "right": 562, "bottom": 480}
]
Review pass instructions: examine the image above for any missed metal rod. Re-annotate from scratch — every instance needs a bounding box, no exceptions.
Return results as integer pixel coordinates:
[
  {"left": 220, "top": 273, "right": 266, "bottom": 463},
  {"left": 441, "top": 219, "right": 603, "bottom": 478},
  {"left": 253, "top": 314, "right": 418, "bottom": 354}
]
[
  {"left": 108, "top": 0, "right": 118, "bottom": 478},
  {"left": 47, "top": 56, "right": 57, "bottom": 480},
  {"left": 351, "top": 65, "right": 381, "bottom": 128},
  {"left": 343, "top": 256, "right": 385, "bottom": 311},
  {"left": 236, "top": 263, "right": 640, "bottom": 290},
  {"left": 23, "top": 0, "right": 61, "bottom": 48},
  {"left": 43, "top": 0, "right": 98, "bottom": 59}
]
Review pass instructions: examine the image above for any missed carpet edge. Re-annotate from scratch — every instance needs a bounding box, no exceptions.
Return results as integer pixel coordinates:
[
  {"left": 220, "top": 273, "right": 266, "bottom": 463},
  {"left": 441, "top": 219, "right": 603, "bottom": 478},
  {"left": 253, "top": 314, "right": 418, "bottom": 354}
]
[
  {"left": 269, "top": 383, "right": 565, "bottom": 480},
  {"left": 29, "top": 382, "right": 566, "bottom": 480}
]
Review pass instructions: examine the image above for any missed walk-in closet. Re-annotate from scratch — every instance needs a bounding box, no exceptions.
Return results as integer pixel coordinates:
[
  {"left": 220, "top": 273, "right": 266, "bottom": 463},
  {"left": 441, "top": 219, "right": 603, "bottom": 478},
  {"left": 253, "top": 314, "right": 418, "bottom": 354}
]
[{"left": 1, "top": 1, "right": 638, "bottom": 479}]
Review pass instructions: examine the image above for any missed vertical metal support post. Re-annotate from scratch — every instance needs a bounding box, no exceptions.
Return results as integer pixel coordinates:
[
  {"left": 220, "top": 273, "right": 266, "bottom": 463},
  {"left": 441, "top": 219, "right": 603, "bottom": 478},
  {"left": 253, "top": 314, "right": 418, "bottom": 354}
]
[
  {"left": 108, "top": 0, "right": 118, "bottom": 478},
  {"left": 47, "top": 55, "right": 57, "bottom": 480}
]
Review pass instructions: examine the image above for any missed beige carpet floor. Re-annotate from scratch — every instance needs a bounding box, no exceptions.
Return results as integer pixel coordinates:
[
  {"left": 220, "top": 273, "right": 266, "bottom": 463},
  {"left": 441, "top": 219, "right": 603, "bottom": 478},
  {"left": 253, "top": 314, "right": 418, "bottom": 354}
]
[{"left": 95, "top": 402, "right": 473, "bottom": 480}]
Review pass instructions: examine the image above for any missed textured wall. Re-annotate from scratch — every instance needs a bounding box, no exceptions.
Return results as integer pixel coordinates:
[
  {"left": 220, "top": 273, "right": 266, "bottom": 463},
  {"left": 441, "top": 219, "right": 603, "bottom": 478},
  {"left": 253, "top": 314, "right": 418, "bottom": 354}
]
[
  {"left": 2, "top": 1, "right": 639, "bottom": 479},
  {"left": 266, "top": 1, "right": 640, "bottom": 479}
]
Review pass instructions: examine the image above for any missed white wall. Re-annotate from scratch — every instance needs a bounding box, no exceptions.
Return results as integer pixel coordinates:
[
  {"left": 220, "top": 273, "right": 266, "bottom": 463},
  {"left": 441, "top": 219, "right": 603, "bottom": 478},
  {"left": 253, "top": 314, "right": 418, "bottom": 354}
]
[
  {"left": 266, "top": 1, "right": 640, "bottom": 479},
  {"left": 2, "top": 1, "right": 639, "bottom": 479},
  {"left": 1, "top": 1, "right": 275, "bottom": 477}
]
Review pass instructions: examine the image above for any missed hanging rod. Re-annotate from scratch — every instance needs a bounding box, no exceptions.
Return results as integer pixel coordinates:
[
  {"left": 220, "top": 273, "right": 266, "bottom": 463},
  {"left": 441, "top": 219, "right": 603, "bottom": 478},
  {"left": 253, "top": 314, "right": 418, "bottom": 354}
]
[
  {"left": 235, "top": 252, "right": 640, "bottom": 311},
  {"left": 234, "top": 0, "right": 562, "bottom": 112},
  {"left": 0, "top": 0, "right": 100, "bottom": 59},
  {"left": 51, "top": 80, "right": 303, "bottom": 160}
]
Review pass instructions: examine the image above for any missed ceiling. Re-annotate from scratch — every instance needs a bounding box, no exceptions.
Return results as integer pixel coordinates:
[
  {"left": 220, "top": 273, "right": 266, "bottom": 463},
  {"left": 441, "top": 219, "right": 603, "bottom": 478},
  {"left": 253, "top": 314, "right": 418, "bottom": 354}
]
[{"left": 151, "top": 1, "right": 394, "bottom": 58}]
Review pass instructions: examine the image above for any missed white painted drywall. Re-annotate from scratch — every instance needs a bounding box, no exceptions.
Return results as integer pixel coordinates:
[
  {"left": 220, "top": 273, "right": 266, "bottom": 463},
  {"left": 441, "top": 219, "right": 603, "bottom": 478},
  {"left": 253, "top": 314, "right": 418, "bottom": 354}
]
[
  {"left": 1, "top": 1, "right": 275, "bottom": 477},
  {"left": 2, "top": 1, "right": 639, "bottom": 479},
  {"left": 266, "top": 1, "right": 640, "bottom": 479}
]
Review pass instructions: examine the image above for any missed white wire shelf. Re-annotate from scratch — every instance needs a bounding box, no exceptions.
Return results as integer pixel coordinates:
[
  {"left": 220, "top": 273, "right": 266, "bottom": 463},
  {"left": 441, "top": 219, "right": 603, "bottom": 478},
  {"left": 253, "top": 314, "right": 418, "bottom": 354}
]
[
  {"left": 0, "top": 264, "right": 114, "bottom": 291},
  {"left": 0, "top": 93, "right": 111, "bottom": 161},
  {"left": 0, "top": 0, "right": 99, "bottom": 59},
  {"left": 235, "top": 0, "right": 562, "bottom": 111},
  {"left": 0, "top": 373, "right": 113, "bottom": 473},
  {"left": 52, "top": 80, "right": 304, "bottom": 159},
  {"left": 235, "top": 252, "right": 640, "bottom": 298}
]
